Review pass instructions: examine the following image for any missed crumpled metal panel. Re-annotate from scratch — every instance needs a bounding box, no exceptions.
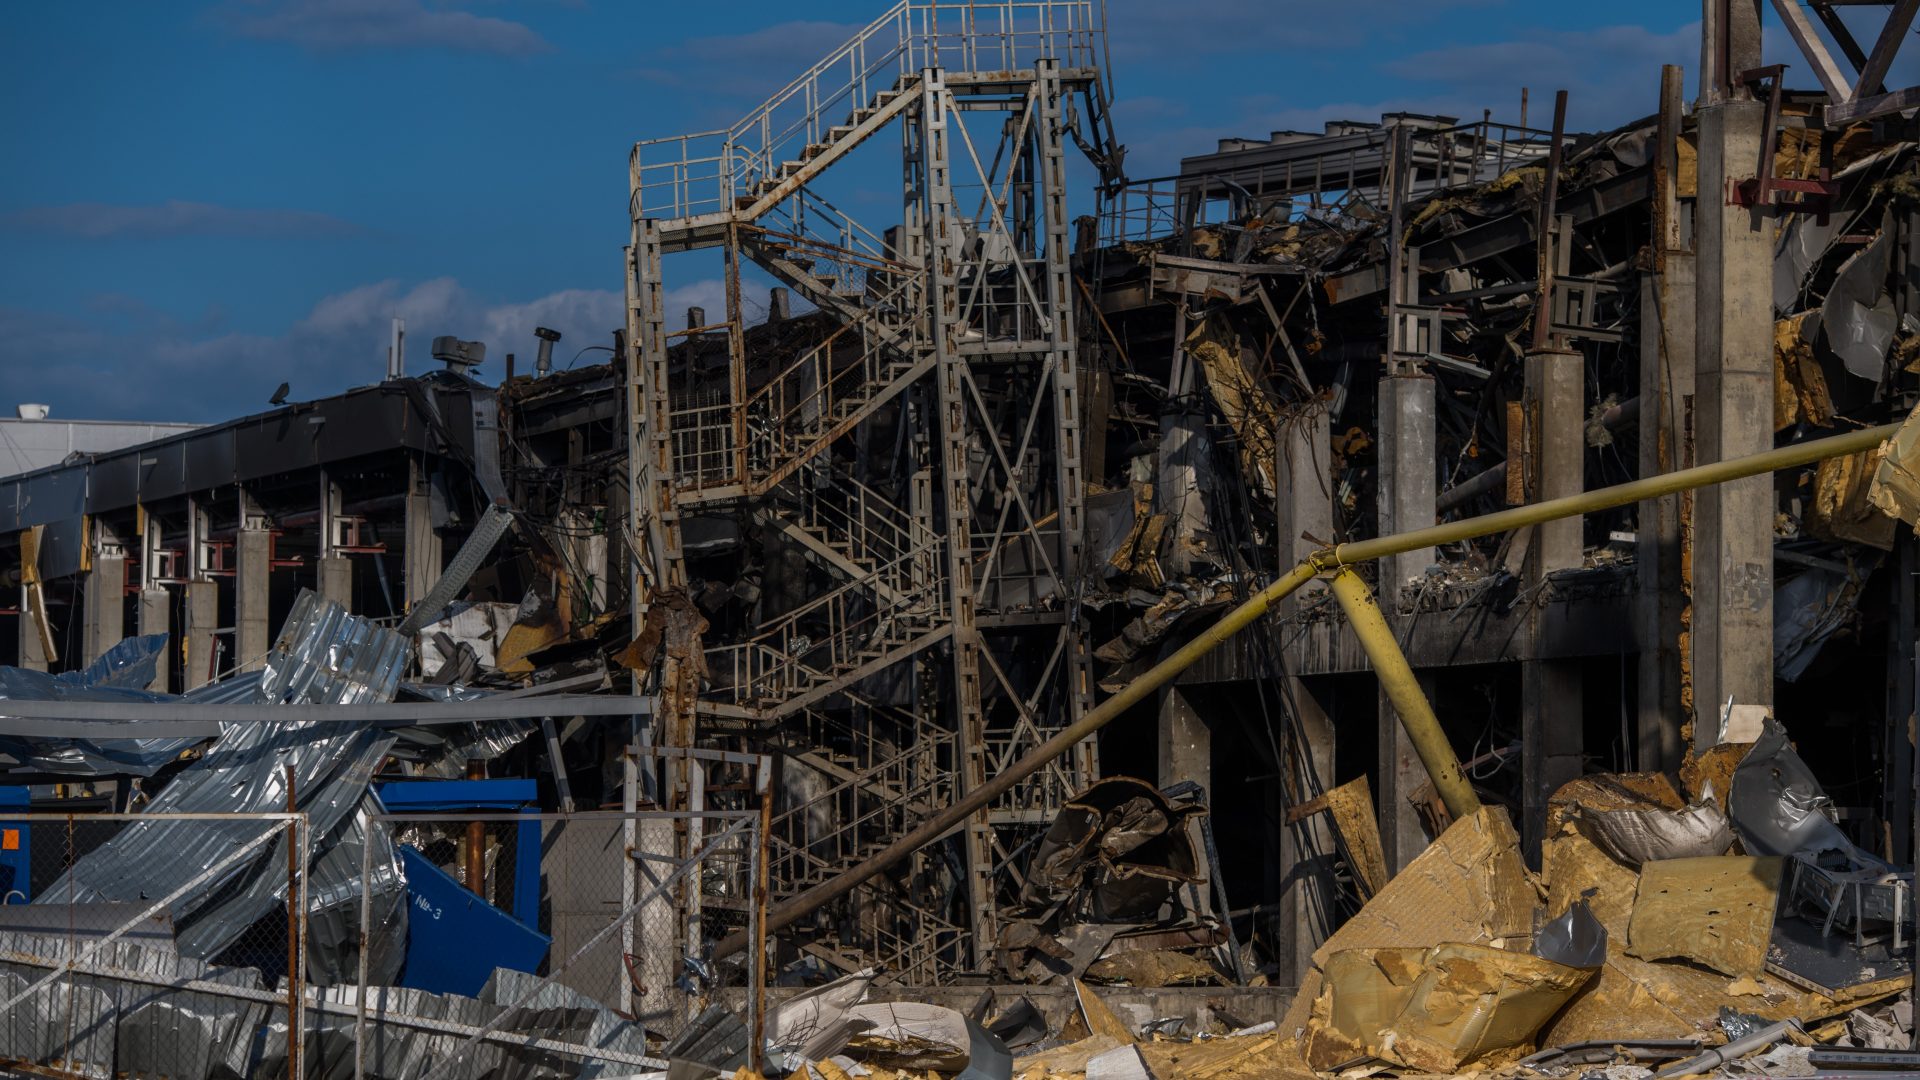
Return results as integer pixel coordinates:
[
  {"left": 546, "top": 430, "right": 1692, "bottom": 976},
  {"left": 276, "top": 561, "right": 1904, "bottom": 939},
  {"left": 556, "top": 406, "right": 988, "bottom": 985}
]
[
  {"left": 303, "top": 975, "right": 649, "bottom": 1080},
  {"left": 387, "top": 682, "right": 533, "bottom": 777},
  {"left": 261, "top": 589, "right": 410, "bottom": 705},
  {"left": 305, "top": 790, "right": 410, "bottom": 987},
  {"left": 480, "top": 968, "right": 654, "bottom": 1078},
  {"left": 1820, "top": 208, "right": 1898, "bottom": 381},
  {"left": 0, "top": 633, "right": 205, "bottom": 776}
]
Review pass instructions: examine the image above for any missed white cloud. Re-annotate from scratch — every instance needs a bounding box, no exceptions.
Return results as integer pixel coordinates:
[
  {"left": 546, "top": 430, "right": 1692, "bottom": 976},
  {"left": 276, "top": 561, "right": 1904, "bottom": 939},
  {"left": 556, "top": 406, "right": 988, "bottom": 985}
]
[
  {"left": 216, "top": 0, "right": 551, "bottom": 55},
  {"left": 0, "top": 277, "right": 648, "bottom": 422}
]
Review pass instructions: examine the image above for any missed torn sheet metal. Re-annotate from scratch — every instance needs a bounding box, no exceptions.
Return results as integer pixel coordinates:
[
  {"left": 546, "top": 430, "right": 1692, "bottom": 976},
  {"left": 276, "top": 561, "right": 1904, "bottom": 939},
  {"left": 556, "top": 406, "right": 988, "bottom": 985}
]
[
  {"left": 260, "top": 588, "right": 410, "bottom": 705},
  {"left": 1820, "top": 211, "right": 1898, "bottom": 381},
  {"left": 1576, "top": 784, "right": 1733, "bottom": 867},
  {"left": 308, "top": 968, "right": 653, "bottom": 1080},
  {"left": 1626, "top": 855, "right": 1784, "bottom": 978},
  {"left": 0, "top": 928, "right": 267, "bottom": 1079},
  {"left": 1022, "top": 777, "right": 1205, "bottom": 922},
  {"left": 766, "top": 967, "right": 877, "bottom": 1068},
  {"left": 1535, "top": 898, "right": 1608, "bottom": 970},
  {"left": 1730, "top": 718, "right": 1858, "bottom": 859},
  {"left": 1775, "top": 562, "right": 1878, "bottom": 683},
  {"left": 385, "top": 682, "right": 532, "bottom": 776},
  {"left": 956, "top": 1018, "right": 1014, "bottom": 1080},
  {"left": 1869, "top": 402, "right": 1920, "bottom": 531}
]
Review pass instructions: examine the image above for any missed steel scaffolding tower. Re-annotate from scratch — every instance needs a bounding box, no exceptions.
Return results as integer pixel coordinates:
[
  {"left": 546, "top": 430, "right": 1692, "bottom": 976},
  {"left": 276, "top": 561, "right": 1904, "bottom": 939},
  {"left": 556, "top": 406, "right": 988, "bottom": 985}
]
[{"left": 626, "top": 2, "right": 1113, "bottom": 978}]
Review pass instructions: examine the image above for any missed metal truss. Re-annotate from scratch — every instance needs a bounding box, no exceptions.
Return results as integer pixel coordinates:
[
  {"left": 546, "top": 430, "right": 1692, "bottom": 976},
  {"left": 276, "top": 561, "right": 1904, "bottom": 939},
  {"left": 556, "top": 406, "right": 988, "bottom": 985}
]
[
  {"left": 1770, "top": 0, "right": 1920, "bottom": 124},
  {"left": 626, "top": 1, "right": 1108, "bottom": 978}
]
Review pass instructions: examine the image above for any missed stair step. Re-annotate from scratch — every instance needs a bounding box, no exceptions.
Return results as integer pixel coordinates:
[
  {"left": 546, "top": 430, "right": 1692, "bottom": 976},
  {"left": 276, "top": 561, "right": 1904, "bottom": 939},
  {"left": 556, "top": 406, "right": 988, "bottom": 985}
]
[{"left": 828, "top": 125, "right": 855, "bottom": 140}]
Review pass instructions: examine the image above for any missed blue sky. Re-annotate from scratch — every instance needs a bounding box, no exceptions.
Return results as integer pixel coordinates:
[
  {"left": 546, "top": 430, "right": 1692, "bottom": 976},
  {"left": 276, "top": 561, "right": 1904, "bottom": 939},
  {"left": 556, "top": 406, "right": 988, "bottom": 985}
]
[{"left": 1, "top": 0, "right": 1912, "bottom": 421}]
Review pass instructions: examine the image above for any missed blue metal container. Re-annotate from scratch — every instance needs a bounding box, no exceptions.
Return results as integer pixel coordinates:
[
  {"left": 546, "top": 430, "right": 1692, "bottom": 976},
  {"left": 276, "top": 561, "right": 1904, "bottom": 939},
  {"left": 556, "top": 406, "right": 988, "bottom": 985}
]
[{"left": 396, "top": 846, "right": 551, "bottom": 996}]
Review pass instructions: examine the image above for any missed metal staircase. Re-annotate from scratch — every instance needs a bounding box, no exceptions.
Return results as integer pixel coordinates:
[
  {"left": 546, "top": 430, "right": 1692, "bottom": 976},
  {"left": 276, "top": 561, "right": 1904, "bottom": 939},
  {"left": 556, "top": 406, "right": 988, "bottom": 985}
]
[{"left": 627, "top": 0, "right": 1106, "bottom": 979}]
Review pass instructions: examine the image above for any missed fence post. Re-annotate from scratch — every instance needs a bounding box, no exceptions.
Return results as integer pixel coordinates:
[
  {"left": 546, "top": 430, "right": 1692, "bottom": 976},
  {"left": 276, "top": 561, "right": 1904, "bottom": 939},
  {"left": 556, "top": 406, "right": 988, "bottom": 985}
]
[
  {"left": 750, "top": 771, "right": 773, "bottom": 1066},
  {"left": 284, "top": 765, "right": 302, "bottom": 1080},
  {"left": 355, "top": 809, "right": 375, "bottom": 1080}
]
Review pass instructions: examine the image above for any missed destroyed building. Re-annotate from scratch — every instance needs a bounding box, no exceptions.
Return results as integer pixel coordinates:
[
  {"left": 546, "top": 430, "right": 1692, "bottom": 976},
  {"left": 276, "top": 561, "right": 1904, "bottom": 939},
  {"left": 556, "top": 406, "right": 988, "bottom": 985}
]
[{"left": 3, "top": 0, "right": 1920, "bottom": 1076}]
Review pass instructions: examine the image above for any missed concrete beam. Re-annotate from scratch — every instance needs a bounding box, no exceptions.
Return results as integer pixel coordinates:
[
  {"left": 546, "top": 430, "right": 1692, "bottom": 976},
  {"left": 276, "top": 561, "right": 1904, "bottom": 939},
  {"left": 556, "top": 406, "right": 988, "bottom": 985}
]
[
  {"left": 1691, "top": 98, "right": 1775, "bottom": 743},
  {"left": 1276, "top": 402, "right": 1333, "bottom": 618}
]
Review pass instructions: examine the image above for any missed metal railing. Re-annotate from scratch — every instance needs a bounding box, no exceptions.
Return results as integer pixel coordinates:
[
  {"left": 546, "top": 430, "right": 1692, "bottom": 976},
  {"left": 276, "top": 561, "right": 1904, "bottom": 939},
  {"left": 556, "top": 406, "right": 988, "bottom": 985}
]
[
  {"left": 1096, "top": 117, "right": 1559, "bottom": 246},
  {"left": 634, "top": 0, "right": 1104, "bottom": 222}
]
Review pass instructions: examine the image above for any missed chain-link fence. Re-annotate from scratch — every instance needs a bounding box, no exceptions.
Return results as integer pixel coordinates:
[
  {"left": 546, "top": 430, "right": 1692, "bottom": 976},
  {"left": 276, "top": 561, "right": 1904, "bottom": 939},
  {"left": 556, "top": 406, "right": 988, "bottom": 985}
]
[
  {"left": 0, "top": 804, "right": 765, "bottom": 1080},
  {"left": 345, "top": 808, "right": 763, "bottom": 1080},
  {"left": 0, "top": 811, "right": 311, "bottom": 1079}
]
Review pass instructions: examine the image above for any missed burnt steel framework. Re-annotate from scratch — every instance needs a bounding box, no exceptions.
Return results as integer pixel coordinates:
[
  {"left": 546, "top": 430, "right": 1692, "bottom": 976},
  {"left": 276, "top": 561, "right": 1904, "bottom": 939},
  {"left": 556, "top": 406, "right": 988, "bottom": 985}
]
[{"left": 626, "top": 1, "right": 1116, "bottom": 977}]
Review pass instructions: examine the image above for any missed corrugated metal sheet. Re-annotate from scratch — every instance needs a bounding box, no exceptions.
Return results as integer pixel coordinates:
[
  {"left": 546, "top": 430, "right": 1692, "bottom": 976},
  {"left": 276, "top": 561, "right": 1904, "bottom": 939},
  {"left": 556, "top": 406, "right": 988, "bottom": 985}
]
[{"left": 35, "top": 591, "right": 408, "bottom": 961}]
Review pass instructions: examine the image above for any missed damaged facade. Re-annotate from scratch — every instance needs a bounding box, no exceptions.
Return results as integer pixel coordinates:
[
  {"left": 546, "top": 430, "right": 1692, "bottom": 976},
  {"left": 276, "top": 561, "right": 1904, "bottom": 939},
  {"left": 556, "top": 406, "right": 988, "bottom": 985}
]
[{"left": 3, "top": 0, "right": 1920, "bottom": 1076}]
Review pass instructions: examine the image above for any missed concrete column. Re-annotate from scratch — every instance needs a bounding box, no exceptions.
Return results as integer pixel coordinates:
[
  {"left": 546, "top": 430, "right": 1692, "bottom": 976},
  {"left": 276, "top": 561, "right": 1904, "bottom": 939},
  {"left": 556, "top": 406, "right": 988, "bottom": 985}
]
[
  {"left": 1376, "top": 373, "right": 1436, "bottom": 869},
  {"left": 1691, "top": 96, "right": 1775, "bottom": 743},
  {"left": 1521, "top": 349, "right": 1585, "bottom": 858},
  {"left": 138, "top": 587, "right": 169, "bottom": 693},
  {"left": 184, "top": 580, "right": 218, "bottom": 690},
  {"left": 1276, "top": 402, "right": 1333, "bottom": 611},
  {"left": 82, "top": 524, "right": 127, "bottom": 664},
  {"left": 317, "top": 557, "right": 353, "bottom": 610},
  {"left": 1378, "top": 688, "right": 1430, "bottom": 872},
  {"left": 1158, "top": 685, "right": 1211, "bottom": 916},
  {"left": 1275, "top": 401, "right": 1340, "bottom": 981},
  {"left": 405, "top": 454, "right": 443, "bottom": 612},
  {"left": 235, "top": 490, "right": 272, "bottom": 673},
  {"left": 1638, "top": 256, "right": 1695, "bottom": 771},
  {"left": 1376, "top": 374, "right": 1437, "bottom": 607},
  {"left": 1277, "top": 680, "right": 1337, "bottom": 990},
  {"left": 1157, "top": 686, "right": 1209, "bottom": 793}
]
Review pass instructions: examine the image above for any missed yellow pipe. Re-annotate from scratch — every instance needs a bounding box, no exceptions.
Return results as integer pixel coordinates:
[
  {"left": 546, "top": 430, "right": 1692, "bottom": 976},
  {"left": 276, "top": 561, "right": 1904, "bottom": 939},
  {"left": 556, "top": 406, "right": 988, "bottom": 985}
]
[
  {"left": 1326, "top": 422, "right": 1899, "bottom": 567},
  {"left": 715, "top": 420, "right": 1901, "bottom": 957},
  {"left": 1328, "top": 567, "right": 1480, "bottom": 819}
]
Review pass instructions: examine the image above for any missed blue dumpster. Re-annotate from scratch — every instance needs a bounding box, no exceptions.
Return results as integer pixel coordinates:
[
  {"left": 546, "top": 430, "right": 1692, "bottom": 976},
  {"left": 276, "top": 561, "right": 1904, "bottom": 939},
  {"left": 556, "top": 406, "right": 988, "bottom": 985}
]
[{"left": 396, "top": 845, "right": 550, "bottom": 996}]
